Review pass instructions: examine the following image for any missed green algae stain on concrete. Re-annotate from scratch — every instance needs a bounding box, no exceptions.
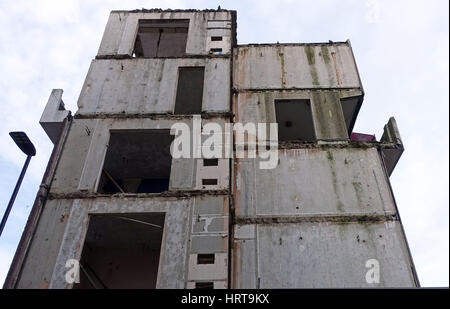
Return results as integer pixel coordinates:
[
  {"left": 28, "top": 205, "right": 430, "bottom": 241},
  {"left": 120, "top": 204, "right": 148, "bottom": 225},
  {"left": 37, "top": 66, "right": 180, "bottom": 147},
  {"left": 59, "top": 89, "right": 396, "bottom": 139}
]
[
  {"left": 305, "top": 45, "right": 320, "bottom": 86},
  {"left": 305, "top": 45, "right": 315, "bottom": 65},
  {"left": 326, "top": 149, "right": 345, "bottom": 212},
  {"left": 311, "top": 92, "right": 331, "bottom": 139},
  {"left": 278, "top": 50, "right": 287, "bottom": 88},
  {"left": 326, "top": 149, "right": 334, "bottom": 162},
  {"left": 320, "top": 45, "right": 331, "bottom": 64},
  {"left": 352, "top": 181, "right": 364, "bottom": 206}
]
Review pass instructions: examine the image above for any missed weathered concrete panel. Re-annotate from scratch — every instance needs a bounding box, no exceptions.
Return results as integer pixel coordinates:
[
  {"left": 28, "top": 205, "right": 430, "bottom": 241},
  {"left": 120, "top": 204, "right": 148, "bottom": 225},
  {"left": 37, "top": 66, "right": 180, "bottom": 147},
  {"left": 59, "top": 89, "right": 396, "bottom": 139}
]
[
  {"left": 97, "top": 12, "right": 128, "bottom": 55},
  {"left": 192, "top": 195, "right": 229, "bottom": 235},
  {"left": 233, "top": 90, "right": 362, "bottom": 140},
  {"left": 233, "top": 222, "right": 416, "bottom": 288},
  {"left": 233, "top": 44, "right": 361, "bottom": 90},
  {"left": 195, "top": 159, "right": 229, "bottom": 190},
  {"left": 71, "top": 118, "right": 191, "bottom": 193},
  {"left": 51, "top": 119, "right": 94, "bottom": 194},
  {"left": 187, "top": 253, "right": 227, "bottom": 281},
  {"left": 194, "top": 195, "right": 229, "bottom": 216},
  {"left": 190, "top": 235, "right": 228, "bottom": 254},
  {"left": 49, "top": 197, "right": 193, "bottom": 289},
  {"left": 40, "top": 89, "right": 71, "bottom": 144},
  {"left": 311, "top": 91, "right": 348, "bottom": 140},
  {"left": 232, "top": 239, "right": 257, "bottom": 288},
  {"left": 97, "top": 11, "right": 234, "bottom": 57},
  {"left": 65, "top": 118, "right": 231, "bottom": 193},
  {"left": 16, "top": 199, "right": 73, "bottom": 289},
  {"left": 77, "top": 58, "right": 230, "bottom": 114},
  {"left": 77, "top": 119, "right": 109, "bottom": 191},
  {"left": 235, "top": 148, "right": 396, "bottom": 217},
  {"left": 381, "top": 117, "right": 404, "bottom": 176},
  {"left": 170, "top": 158, "right": 195, "bottom": 190},
  {"left": 97, "top": 12, "right": 128, "bottom": 56}
]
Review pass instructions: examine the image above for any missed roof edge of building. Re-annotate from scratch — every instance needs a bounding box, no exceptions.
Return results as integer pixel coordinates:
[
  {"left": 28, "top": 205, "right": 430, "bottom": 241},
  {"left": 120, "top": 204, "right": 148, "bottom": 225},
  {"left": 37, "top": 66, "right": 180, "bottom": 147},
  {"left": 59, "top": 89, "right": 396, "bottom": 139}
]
[
  {"left": 111, "top": 8, "right": 237, "bottom": 13},
  {"left": 236, "top": 41, "right": 350, "bottom": 47}
]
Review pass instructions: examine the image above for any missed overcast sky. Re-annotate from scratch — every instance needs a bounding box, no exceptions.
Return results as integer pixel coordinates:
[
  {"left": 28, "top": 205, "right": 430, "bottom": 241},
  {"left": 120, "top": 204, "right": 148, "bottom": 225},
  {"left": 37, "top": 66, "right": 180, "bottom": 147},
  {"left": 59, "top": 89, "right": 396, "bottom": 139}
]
[{"left": 0, "top": 0, "right": 448, "bottom": 287}]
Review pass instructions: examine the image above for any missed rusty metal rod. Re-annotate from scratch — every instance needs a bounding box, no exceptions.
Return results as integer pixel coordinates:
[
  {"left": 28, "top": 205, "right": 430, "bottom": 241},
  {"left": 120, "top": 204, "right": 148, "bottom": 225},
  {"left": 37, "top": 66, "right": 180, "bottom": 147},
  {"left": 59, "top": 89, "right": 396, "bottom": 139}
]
[{"left": 102, "top": 169, "right": 125, "bottom": 193}]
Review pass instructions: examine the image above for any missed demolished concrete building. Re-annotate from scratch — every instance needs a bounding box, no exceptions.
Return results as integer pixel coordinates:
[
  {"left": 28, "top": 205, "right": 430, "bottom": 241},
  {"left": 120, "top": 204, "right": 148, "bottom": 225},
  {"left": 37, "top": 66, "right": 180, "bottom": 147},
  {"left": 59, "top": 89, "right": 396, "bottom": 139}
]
[{"left": 4, "top": 9, "right": 419, "bottom": 288}]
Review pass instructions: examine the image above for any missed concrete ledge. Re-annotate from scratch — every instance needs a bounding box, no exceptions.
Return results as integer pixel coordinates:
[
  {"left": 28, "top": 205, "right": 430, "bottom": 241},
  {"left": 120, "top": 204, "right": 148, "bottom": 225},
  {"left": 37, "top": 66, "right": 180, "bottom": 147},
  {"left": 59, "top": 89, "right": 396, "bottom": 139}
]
[
  {"left": 380, "top": 117, "right": 404, "bottom": 176},
  {"left": 235, "top": 213, "right": 397, "bottom": 225},
  {"left": 40, "top": 89, "right": 71, "bottom": 144},
  {"left": 48, "top": 190, "right": 230, "bottom": 200},
  {"left": 74, "top": 111, "right": 234, "bottom": 119}
]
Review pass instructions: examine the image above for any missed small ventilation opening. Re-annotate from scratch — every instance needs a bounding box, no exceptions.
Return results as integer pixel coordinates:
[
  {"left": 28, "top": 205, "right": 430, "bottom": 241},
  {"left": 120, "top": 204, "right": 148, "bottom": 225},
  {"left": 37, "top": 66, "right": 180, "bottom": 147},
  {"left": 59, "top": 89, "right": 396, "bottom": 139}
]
[
  {"left": 210, "top": 48, "right": 223, "bottom": 53},
  {"left": 211, "top": 36, "right": 223, "bottom": 41},
  {"left": 197, "top": 254, "right": 215, "bottom": 264},
  {"left": 202, "top": 179, "right": 218, "bottom": 186},
  {"left": 98, "top": 130, "right": 173, "bottom": 194},
  {"left": 195, "top": 282, "right": 214, "bottom": 289},
  {"left": 203, "top": 159, "right": 218, "bottom": 166},
  {"left": 275, "top": 99, "right": 316, "bottom": 142}
]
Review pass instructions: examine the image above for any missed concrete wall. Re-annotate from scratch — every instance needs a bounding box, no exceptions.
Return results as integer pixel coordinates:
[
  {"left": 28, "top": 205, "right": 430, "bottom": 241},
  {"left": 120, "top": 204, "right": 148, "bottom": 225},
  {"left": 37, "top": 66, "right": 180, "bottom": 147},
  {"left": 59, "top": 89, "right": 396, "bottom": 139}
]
[
  {"left": 18, "top": 195, "right": 229, "bottom": 289},
  {"left": 233, "top": 44, "right": 361, "bottom": 90},
  {"left": 231, "top": 43, "right": 416, "bottom": 288},
  {"left": 16, "top": 199, "right": 73, "bottom": 289},
  {"left": 234, "top": 148, "right": 395, "bottom": 217},
  {"left": 232, "top": 147, "right": 417, "bottom": 287},
  {"left": 50, "top": 118, "right": 230, "bottom": 194},
  {"left": 233, "top": 89, "right": 363, "bottom": 140},
  {"left": 77, "top": 58, "right": 230, "bottom": 115},
  {"left": 98, "top": 10, "right": 234, "bottom": 57},
  {"left": 233, "top": 221, "right": 416, "bottom": 288},
  {"left": 13, "top": 10, "right": 235, "bottom": 289}
]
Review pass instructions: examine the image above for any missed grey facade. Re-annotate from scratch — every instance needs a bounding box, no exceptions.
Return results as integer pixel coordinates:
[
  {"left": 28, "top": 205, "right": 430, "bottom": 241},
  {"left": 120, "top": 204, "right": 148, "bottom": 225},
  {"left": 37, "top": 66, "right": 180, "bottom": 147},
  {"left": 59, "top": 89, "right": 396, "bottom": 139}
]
[{"left": 4, "top": 9, "right": 418, "bottom": 289}]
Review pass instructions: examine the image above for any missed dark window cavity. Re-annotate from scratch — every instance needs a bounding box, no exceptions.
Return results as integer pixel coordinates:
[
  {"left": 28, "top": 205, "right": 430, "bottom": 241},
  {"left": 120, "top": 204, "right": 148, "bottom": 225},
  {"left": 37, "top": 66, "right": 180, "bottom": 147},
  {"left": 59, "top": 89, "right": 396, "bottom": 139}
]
[
  {"left": 74, "top": 213, "right": 165, "bottom": 289},
  {"left": 98, "top": 130, "right": 173, "bottom": 194},
  {"left": 174, "top": 67, "right": 205, "bottom": 115},
  {"left": 275, "top": 99, "right": 316, "bottom": 142},
  {"left": 133, "top": 19, "right": 189, "bottom": 57}
]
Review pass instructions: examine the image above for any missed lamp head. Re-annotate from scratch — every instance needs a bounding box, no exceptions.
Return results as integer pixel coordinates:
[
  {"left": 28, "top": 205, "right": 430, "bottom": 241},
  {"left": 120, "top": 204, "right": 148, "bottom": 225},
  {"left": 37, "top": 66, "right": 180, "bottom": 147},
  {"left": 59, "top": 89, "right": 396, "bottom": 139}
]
[{"left": 9, "top": 132, "right": 36, "bottom": 156}]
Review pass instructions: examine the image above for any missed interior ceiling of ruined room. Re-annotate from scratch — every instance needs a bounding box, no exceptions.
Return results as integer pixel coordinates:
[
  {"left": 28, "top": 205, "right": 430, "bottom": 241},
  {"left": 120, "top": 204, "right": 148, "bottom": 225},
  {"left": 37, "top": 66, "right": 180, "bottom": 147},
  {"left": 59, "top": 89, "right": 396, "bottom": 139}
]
[
  {"left": 84, "top": 213, "right": 165, "bottom": 250},
  {"left": 103, "top": 130, "right": 173, "bottom": 180}
]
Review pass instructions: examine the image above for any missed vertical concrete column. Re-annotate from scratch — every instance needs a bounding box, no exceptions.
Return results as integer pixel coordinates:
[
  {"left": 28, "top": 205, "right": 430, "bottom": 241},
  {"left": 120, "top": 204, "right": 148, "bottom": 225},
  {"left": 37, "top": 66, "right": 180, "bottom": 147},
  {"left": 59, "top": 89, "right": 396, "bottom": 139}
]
[
  {"left": 186, "top": 196, "right": 229, "bottom": 288},
  {"left": 311, "top": 91, "right": 348, "bottom": 140}
]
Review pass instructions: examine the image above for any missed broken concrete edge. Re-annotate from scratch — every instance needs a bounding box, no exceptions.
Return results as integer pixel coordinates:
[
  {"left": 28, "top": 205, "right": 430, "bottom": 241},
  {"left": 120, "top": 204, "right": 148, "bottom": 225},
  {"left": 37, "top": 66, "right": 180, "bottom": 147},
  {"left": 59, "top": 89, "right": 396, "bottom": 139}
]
[
  {"left": 381, "top": 117, "right": 403, "bottom": 146},
  {"left": 232, "top": 87, "right": 363, "bottom": 93},
  {"left": 346, "top": 39, "right": 365, "bottom": 133},
  {"left": 380, "top": 117, "right": 405, "bottom": 176},
  {"left": 278, "top": 140, "right": 401, "bottom": 150},
  {"left": 74, "top": 111, "right": 234, "bottom": 120},
  {"left": 95, "top": 54, "right": 232, "bottom": 60},
  {"left": 40, "top": 89, "right": 72, "bottom": 144},
  {"left": 237, "top": 41, "right": 350, "bottom": 48},
  {"left": 112, "top": 8, "right": 237, "bottom": 13},
  {"left": 235, "top": 213, "right": 398, "bottom": 225},
  {"left": 377, "top": 141, "right": 419, "bottom": 287},
  {"left": 47, "top": 189, "right": 230, "bottom": 200}
]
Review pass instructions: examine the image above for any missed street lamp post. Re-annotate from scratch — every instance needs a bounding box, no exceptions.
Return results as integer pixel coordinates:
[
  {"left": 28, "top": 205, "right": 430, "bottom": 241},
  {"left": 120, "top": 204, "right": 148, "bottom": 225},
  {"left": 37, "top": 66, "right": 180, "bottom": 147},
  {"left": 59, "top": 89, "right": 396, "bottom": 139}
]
[{"left": 0, "top": 132, "right": 36, "bottom": 237}]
